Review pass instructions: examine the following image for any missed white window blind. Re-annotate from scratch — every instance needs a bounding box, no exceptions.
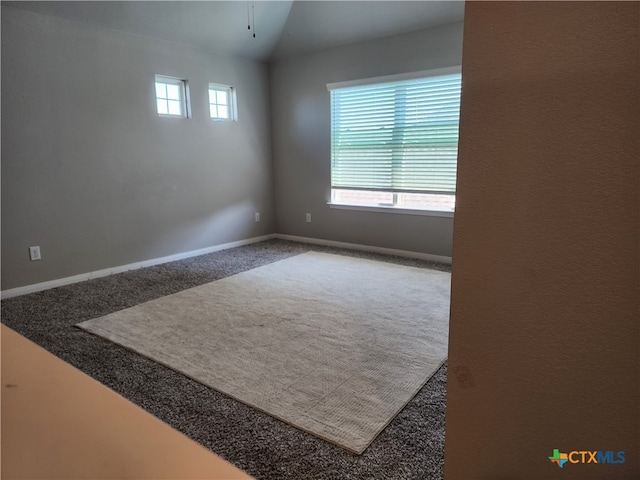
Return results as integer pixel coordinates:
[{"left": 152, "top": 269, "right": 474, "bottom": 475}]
[{"left": 329, "top": 70, "right": 462, "bottom": 195}]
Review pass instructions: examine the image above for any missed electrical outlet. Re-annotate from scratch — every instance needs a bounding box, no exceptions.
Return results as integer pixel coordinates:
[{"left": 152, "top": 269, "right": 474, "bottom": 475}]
[
  {"left": 29, "top": 246, "right": 41, "bottom": 261},
  {"left": 255, "top": 212, "right": 260, "bottom": 222},
  {"left": 305, "top": 213, "right": 311, "bottom": 223}
]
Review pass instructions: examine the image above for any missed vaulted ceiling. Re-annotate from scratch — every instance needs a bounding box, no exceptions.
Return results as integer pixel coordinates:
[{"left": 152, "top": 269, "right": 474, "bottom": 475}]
[{"left": 3, "top": 1, "right": 465, "bottom": 61}]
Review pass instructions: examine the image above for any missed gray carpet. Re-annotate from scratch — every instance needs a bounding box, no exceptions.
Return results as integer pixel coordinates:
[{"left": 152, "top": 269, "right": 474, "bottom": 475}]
[{"left": 1, "top": 239, "right": 450, "bottom": 480}]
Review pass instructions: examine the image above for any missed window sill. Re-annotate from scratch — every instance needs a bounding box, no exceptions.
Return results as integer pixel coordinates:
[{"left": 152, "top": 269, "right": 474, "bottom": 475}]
[{"left": 327, "top": 202, "right": 454, "bottom": 218}]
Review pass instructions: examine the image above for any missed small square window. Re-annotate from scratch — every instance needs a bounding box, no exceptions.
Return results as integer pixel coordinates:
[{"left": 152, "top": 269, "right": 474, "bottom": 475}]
[
  {"left": 155, "top": 75, "right": 189, "bottom": 118},
  {"left": 208, "top": 84, "right": 236, "bottom": 121}
]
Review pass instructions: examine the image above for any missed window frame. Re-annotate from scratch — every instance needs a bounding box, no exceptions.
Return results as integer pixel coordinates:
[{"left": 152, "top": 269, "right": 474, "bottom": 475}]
[
  {"left": 326, "top": 66, "right": 461, "bottom": 215},
  {"left": 155, "top": 75, "right": 190, "bottom": 119},
  {"left": 208, "top": 83, "right": 237, "bottom": 122}
]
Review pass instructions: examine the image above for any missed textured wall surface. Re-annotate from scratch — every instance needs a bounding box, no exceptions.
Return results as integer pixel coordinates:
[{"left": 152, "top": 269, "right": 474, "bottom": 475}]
[
  {"left": 445, "top": 2, "right": 639, "bottom": 479},
  {"left": 270, "top": 23, "right": 464, "bottom": 257},
  {"left": 1, "top": 7, "right": 274, "bottom": 290}
]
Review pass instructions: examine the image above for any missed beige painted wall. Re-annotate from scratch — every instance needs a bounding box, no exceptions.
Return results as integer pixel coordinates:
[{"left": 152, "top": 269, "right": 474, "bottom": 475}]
[{"left": 445, "top": 2, "right": 639, "bottom": 479}]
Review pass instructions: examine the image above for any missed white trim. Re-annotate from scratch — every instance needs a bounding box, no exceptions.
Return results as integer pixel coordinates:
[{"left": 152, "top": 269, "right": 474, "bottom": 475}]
[
  {"left": 1, "top": 233, "right": 451, "bottom": 299},
  {"left": 1, "top": 235, "right": 275, "bottom": 300},
  {"left": 155, "top": 75, "right": 189, "bottom": 118},
  {"left": 326, "top": 66, "right": 462, "bottom": 91},
  {"left": 327, "top": 202, "right": 454, "bottom": 218},
  {"left": 208, "top": 83, "right": 237, "bottom": 122},
  {"left": 274, "top": 234, "right": 452, "bottom": 265}
]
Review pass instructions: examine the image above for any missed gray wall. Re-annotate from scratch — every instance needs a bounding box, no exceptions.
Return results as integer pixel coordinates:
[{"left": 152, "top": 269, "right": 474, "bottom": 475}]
[
  {"left": 1, "top": 7, "right": 274, "bottom": 291},
  {"left": 445, "top": 2, "right": 639, "bottom": 478},
  {"left": 269, "top": 22, "right": 464, "bottom": 257}
]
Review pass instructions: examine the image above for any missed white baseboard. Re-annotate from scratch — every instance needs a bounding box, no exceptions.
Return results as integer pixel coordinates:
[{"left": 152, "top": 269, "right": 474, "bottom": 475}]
[
  {"left": 1, "top": 234, "right": 275, "bottom": 300},
  {"left": 274, "top": 234, "right": 452, "bottom": 265},
  {"left": 2, "top": 233, "right": 450, "bottom": 300}
]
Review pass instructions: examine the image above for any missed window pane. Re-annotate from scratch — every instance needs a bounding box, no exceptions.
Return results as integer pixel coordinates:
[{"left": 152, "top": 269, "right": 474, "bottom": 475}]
[
  {"left": 216, "top": 90, "right": 228, "bottom": 105},
  {"left": 209, "top": 105, "right": 217, "bottom": 118},
  {"left": 156, "top": 99, "right": 168, "bottom": 115},
  {"left": 166, "top": 84, "right": 181, "bottom": 101},
  {"left": 208, "top": 90, "right": 217, "bottom": 103},
  {"left": 333, "top": 189, "right": 394, "bottom": 206},
  {"left": 155, "top": 82, "right": 167, "bottom": 99},
  {"left": 217, "top": 106, "right": 229, "bottom": 119},
  {"left": 167, "top": 100, "right": 182, "bottom": 116},
  {"left": 397, "top": 192, "right": 455, "bottom": 211},
  {"left": 331, "top": 189, "right": 455, "bottom": 212}
]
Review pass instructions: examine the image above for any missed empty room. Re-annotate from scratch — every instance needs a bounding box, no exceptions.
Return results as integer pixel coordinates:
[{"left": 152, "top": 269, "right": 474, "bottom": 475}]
[{"left": 1, "top": 1, "right": 638, "bottom": 479}]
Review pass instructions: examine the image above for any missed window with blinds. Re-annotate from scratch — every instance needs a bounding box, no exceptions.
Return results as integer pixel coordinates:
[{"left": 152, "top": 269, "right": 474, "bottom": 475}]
[{"left": 328, "top": 67, "right": 462, "bottom": 212}]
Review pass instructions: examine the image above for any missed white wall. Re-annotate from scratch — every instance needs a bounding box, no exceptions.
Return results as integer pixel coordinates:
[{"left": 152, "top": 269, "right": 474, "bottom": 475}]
[
  {"left": 1, "top": 7, "right": 274, "bottom": 290},
  {"left": 269, "top": 23, "right": 464, "bottom": 257}
]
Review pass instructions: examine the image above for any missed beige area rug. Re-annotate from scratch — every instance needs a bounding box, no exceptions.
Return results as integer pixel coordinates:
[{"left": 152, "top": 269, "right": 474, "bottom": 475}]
[{"left": 77, "top": 252, "right": 450, "bottom": 454}]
